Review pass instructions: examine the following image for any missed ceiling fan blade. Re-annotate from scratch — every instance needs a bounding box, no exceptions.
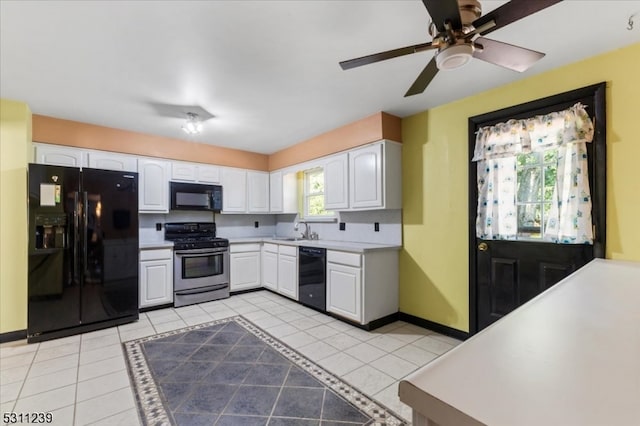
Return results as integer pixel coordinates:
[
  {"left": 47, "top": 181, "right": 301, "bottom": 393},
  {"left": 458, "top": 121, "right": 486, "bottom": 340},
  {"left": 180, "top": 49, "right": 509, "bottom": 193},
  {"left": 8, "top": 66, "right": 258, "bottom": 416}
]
[
  {"left": 421, "top": 0, "right": 462, "bottom": 32},
  {"left": 339, "top": 42, "right": 435, "bottom": 70},
  {"left": 405, "top": 57, "right": 439, "bottom": 97},
  {"left": 473, "top": 37, "right": 545, "bottom": 72},
  {"left": 472, "top": 0, "right": 563, "bottom": 37}
]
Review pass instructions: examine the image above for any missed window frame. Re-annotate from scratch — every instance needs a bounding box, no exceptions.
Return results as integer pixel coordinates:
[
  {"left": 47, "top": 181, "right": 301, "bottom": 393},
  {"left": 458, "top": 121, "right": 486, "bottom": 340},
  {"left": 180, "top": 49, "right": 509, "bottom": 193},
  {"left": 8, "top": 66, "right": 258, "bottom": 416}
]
[{"left": 302, "top": 167, "right": 335, "bottom": 221}]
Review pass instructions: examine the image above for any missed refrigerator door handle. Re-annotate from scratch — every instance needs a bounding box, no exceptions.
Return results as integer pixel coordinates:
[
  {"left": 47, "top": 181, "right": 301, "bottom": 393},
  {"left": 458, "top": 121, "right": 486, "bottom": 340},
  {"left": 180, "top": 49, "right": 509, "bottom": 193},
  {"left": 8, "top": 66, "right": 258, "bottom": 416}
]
[
  {"left": 83, "top": 191, "right": 88, "bottom": 277},
  {"left": 73, "top": 191, "right": 80, "bottom": 282}
]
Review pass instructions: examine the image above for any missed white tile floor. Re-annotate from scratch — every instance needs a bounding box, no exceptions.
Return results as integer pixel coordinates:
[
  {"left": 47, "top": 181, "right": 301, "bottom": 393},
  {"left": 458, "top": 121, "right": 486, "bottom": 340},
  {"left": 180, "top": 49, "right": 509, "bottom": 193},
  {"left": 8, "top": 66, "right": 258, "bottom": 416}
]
[{"left": 0, "top": 290, "right": 462, "bottom": 425}]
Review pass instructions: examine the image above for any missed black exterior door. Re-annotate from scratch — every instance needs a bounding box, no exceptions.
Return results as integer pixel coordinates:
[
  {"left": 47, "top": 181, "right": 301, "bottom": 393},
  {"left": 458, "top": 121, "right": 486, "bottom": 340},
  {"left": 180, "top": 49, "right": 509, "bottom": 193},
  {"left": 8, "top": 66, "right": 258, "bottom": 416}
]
[
  {"left": 469, "top": 83, "right": 607, "bottom": 334},
  {"left": 475, "top": 240, "right": 592, "bottom": 330}
]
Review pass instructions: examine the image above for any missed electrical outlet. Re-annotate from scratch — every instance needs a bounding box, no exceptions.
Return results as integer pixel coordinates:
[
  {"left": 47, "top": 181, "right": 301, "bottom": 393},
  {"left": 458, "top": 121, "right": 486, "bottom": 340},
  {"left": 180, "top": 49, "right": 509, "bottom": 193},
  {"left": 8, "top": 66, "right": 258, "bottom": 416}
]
[
  {"left": 339, "top": 222, "right": 346, "bottom": 231},
  {"left": 155, "top": 223, "right": 162, "bottom": 231},
  {"left": 254, "top": 221, "right": 259, "bottom": 228},
  {"left": 374, "top": 222, "right": 380, "bottom": 232}
]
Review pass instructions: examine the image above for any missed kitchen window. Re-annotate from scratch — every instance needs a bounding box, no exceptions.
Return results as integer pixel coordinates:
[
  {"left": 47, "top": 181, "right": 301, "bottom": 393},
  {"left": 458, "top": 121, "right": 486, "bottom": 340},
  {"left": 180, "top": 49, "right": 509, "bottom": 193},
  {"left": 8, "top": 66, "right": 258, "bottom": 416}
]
[{"left": 303, "top": 168, "right": 334, "bottom": 220}]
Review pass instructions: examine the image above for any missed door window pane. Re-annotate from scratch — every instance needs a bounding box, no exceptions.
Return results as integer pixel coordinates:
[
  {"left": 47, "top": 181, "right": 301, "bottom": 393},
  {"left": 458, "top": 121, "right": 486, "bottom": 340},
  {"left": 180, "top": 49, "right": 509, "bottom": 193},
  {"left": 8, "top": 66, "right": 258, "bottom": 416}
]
[
  {"left": 515, "top": 149, "right": 557, "bottom": 240},
  {"left": 517, "top": 167, "right": 542, "bottom": 202}
]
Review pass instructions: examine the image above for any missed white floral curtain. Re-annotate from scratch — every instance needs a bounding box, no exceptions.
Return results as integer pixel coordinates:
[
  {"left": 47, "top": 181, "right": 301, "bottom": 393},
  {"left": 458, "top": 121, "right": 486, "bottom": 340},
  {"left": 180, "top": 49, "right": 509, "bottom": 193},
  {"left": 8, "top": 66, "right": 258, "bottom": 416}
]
[
  {"left": 543, "top": 142, "right": 593, "bottom": 243},
  {"left": 476, "top": 157, "right": 518, "bottom": 240},
  {"left": 473, "top": 103, "right": 595, "bottom": 243}
]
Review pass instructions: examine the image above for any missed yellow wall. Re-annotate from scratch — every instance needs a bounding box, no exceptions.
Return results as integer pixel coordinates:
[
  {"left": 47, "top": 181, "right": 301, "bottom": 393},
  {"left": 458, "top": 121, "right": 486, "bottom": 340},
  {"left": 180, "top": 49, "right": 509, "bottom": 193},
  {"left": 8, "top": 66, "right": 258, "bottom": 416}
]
[
  {"left": 400, "top": 42, "right": 640, "bottom": 332},
  {"left": 0, "top": 99, "right": 31, "bottom": 334}
]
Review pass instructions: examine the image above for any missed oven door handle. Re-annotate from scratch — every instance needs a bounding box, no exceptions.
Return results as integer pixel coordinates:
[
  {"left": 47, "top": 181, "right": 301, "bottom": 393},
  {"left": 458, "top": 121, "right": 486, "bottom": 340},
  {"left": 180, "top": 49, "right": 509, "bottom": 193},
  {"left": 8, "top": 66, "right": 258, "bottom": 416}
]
[
  {"left": 174, "top": 248, "right": 228, "bottom": 256},
  {"left": 175, "top": 284, "right": 228, "bottom": 296}
]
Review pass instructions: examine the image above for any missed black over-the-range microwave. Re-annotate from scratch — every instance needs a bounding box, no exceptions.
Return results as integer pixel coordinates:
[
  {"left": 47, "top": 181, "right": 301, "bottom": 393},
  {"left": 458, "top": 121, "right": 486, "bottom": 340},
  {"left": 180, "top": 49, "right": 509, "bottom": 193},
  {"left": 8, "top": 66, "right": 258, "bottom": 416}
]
[{"left": 170, "top": 181, "right": 223, "bottom": 212}]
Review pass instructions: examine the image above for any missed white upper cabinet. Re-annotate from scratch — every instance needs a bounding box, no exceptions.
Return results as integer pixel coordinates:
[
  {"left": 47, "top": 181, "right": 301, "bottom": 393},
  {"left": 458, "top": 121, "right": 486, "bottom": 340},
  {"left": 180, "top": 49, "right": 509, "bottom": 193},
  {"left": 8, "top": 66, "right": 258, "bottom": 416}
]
[
  {"left": 323, "top": 141, "right": 401, "bottom": 211},
  {"left": 269, "top": 170, "right": 298, "bottom": 214},
  {"left": 138, "top": 159, "right": 170, "bottom": 213},
  {"left": 171, "top": 162, "right": 221, "bottom": 184},
  {"left": 171, "top": 162, "right": 197, "bottom": 181},
  {"left": 349, "top": 144, "right": 383, "bottom": 209},
  {"left": 269, "top": 171, "right": 283, "bottom": 212},
  {"left": 221, "top": 167, "right": 247, "bottom": 212},
  {"left": 197, "top": 165, "right": 221, "bottom": 184},
  {"left": 87, "top": 151, "right": 137, "bottom": 172},
  {"left": 222, "top": 168, "right": 271, "bottom": 214},
  {"left": 324, "top": 153, "right": 349, "bottom": 210},
  {"left": 247, "top": 171, "right": 270, "bottom": 213},
  {"left": 34, "top": 144, "right": 85, "bottom": 168},
  {"left": 349, "top": 140, "right": 402, "bottom": 210}
]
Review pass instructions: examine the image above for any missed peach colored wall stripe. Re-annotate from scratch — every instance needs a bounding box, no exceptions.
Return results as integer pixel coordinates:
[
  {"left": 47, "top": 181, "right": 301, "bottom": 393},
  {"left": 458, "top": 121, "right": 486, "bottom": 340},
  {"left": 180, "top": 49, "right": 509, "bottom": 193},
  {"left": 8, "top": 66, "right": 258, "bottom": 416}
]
[
  {"left": 268, "top": 112, "right": 402, "bottom": 171},
  {"left": 32, "top": 112, "right": 401, "bottom": 172},
  {"left": 32, "top": 115, "right": 269, "bottom": 171},
  {"left": 381, "top": 111, "right": 402, "bottom": 142}
]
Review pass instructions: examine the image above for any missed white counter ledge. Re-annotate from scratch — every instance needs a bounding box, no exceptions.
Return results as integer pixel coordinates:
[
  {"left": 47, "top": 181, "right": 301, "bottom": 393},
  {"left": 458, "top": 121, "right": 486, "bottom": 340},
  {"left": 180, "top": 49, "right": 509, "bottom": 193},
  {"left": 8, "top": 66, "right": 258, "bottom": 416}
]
[
  {"left": 226, "top": 237, "right": 401, "bottom": 253},
  {"left": 398, "top": 259, "right": 640, "bottom": 426},
  {"left": 139, "top": 241, "right": 174, "bottom": 249}
]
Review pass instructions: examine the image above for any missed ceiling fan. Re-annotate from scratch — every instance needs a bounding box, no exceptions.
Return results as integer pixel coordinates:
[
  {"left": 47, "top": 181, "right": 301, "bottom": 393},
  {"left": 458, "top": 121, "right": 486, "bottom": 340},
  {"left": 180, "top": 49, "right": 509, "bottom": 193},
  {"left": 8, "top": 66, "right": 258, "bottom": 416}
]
[{"left": 339, "top": 0, "right": 564, "bottom": 97}]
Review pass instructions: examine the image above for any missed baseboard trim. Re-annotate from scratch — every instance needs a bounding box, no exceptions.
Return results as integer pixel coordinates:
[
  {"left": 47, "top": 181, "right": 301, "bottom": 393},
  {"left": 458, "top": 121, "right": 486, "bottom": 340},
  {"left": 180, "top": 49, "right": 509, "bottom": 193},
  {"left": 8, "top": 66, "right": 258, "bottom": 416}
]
[
  {"left": 398, "top": 312, "right": 470, "bottom": 341},
  {"left": 0, "top": 329, "right": 28, "bottom": 344},
  {"left": 139, "top": 303, "right": 174, "bottom": 313},
  {"left": 230, "top": 287, "right": 264, "bottom": 296}
]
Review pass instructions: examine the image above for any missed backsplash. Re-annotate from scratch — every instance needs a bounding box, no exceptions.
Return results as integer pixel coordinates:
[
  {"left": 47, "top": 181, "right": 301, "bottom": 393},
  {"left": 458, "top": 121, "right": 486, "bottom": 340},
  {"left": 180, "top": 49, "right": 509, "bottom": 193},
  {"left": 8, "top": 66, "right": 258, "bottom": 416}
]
[
  {"left": 140, "top": 210, "right": 401, "bottom": 245},
  {"left": 139, "top": 212, "right": 276, "bottom": 242},
  {"left": 275, "top": 210, "right": 402, "bottom": 245}
]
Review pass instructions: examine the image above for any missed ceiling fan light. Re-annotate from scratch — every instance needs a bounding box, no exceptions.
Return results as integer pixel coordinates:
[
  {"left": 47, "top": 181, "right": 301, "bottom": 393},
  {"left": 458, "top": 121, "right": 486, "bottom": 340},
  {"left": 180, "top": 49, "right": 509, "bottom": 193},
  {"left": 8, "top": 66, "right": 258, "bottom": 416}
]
[{"left": 435, "top": 44, "right": 474, "bottom": 70}]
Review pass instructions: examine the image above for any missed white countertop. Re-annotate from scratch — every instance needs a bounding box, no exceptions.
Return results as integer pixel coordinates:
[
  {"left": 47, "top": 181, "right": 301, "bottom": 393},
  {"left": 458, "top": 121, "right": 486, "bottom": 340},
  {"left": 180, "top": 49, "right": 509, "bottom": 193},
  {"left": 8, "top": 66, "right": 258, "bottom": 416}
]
[
  {"left": 398, "top": 259, "right": 640, "bottom": 426},
  {"left": 227, "top": 237, "right": 401, "bottom": 253},
  {"left": 138, "top": 237, "right": 400, "bottom": 252}
]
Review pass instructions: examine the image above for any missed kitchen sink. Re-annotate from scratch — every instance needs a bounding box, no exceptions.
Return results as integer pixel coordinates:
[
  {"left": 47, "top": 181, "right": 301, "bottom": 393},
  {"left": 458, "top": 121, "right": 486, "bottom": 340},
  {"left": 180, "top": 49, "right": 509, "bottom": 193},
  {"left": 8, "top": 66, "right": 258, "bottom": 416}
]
[{"left": 273, "top": 237, "right": 300, "bottom": 241}]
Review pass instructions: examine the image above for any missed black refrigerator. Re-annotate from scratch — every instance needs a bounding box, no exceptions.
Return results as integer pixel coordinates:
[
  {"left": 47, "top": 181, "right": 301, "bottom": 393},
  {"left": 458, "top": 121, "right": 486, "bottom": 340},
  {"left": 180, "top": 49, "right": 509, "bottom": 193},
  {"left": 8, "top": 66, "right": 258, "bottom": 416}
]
[{"left": 28, "top": 164, "right": 139, "bottom": 343}]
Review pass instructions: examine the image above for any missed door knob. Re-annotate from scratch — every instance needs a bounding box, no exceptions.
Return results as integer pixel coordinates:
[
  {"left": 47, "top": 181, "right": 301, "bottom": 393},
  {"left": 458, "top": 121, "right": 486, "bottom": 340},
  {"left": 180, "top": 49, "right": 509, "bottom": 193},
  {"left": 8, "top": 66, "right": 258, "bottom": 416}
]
[{"left": 478, "top": 242, "right": 488, "bottom": 251}]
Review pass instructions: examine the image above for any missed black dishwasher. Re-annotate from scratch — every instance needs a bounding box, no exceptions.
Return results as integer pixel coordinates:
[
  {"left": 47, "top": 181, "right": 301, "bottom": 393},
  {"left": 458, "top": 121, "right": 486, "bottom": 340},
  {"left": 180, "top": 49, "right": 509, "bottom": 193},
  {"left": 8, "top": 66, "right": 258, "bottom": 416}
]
[{"left": 298, "top": 246, "right": 326, "bottom": 312}]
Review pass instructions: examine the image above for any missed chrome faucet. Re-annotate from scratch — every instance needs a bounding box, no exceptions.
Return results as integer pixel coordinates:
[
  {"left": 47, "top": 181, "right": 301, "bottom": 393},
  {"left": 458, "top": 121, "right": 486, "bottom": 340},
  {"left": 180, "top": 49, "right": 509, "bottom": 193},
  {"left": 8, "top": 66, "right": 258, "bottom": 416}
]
[{"left": 294, "top": 221, "right": 311, "bottom": 239}]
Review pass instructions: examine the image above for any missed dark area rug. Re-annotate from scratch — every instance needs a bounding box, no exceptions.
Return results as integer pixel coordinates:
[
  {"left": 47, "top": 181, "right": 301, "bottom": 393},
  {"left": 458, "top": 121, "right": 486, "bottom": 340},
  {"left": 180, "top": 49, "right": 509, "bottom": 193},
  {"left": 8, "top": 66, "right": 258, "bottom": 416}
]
[{"left": 123, "top": 316, "right": 407, "bottom": 426}]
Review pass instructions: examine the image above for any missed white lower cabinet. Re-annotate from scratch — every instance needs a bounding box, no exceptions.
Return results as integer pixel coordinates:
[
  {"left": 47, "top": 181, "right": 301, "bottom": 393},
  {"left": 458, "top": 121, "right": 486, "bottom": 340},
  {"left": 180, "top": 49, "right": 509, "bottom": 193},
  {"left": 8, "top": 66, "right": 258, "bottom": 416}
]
[
  {"left": 326, "top": 249, "right": 398, "bottom": 325},
  {"left": 262, "top": 244, "right": 278, "bottom": 291},
  {"left": 261, "top": 243, "right": 298, "bottom": 300},
  {"left": 278, "top": 245, "right": 298, "bottom": 300},
  {"left": 230, "top": 243, "right": 261, "bottom": 292},
  {"left": 139, "top": 248, "right": 173, "bottom": 308},
  {"left": 327, "top": 262, "right": 362, "bottom": 323}
]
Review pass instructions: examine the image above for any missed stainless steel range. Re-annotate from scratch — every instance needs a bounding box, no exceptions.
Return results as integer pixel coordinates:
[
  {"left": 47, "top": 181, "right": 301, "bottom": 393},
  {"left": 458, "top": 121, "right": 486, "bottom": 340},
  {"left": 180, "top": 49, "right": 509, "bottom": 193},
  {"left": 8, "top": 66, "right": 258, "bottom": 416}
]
[{"left": 164, "top": 222, "right": 229, "bottom": 307}]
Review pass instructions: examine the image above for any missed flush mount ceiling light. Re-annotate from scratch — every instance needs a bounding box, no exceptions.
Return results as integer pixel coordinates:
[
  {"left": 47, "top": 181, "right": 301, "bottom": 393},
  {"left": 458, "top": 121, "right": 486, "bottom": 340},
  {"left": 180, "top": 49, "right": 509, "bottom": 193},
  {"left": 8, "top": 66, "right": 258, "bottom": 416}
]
[{"left": 182, "top": 112, "right": 203, "bottom": 135}]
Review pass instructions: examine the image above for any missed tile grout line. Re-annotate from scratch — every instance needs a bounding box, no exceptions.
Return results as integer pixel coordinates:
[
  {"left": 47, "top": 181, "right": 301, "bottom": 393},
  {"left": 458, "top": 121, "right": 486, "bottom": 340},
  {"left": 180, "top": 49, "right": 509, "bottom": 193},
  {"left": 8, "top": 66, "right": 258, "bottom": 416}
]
[{"left": 3, "top": 350, "right": 35, "bottom": 414}]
